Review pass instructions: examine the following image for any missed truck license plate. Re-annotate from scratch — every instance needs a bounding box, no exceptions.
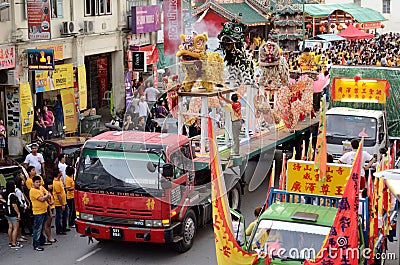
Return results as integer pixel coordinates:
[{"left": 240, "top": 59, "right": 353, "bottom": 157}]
[{"left": 110, "top": 228, "right": 123, "bottom": 239}]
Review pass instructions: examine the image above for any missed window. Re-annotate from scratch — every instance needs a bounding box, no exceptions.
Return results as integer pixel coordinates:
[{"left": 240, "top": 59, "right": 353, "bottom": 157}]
[
  {"left": 51, "top": 0, "right": 64, "bottom": 18},
  {"left": 0, "top": 0, "right": 10, "bottom": 22},
  {"left": 383, "top": 0, "right": 390, "bottom": 14},
  {"left": 85, "top": 0, "right": 111, "bottom": 16},
  {"left": 354, "top": 0, "right": 361, "bottom": 6}
]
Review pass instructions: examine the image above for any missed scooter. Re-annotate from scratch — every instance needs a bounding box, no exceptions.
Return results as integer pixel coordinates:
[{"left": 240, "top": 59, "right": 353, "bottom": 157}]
[{"left": 105, "top": 115, "right": 123, "bottom": 131}]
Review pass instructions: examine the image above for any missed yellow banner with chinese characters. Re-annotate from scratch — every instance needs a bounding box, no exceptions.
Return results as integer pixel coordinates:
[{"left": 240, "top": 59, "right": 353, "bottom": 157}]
[
  {"left": 60, "top": 88, "right": 77, "bottom": 133},
  {"left": 77, "top": 65, "right": 87, "bottom": 110},
  {"left": 37, "top": 44, "right": 64, "bottom": 61},
  {"left": 286, "top": 160, "right": 352, "bottom": 197},
  {"left": 20, "top": 83, "right": 34, "bottom": 135},
  {"left": 332, "top": 77, "right": 389, "bottom": 104}
]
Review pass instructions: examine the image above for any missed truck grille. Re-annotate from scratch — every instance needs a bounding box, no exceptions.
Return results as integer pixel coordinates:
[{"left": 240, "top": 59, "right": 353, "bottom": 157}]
[
  {"left": 93, "top": 215, "right": 145, "bottom": 227},
  {"left": 129, "top": 209, "right": 152, "bottom": 217}
]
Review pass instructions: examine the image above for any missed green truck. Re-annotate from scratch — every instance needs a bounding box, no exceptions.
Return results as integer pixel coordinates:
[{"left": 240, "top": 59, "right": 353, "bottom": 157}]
[{"left": 235, "top": 188, "right": 397, "bottom": 265}]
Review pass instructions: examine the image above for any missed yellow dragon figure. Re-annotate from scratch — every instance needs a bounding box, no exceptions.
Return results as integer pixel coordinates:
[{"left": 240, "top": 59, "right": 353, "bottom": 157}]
[{"left": 176, "top": 32, "right": 224, "bottom": 92}]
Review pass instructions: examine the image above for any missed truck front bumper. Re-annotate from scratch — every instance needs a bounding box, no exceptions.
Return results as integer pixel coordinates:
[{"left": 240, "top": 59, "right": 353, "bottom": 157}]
[{"left": 76, "top": 219, "right": 179, "bottom": 243}]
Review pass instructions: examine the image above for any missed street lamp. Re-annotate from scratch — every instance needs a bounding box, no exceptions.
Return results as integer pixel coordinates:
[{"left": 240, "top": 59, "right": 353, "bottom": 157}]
[{"left": 0, "top": 2, "right": 10, "bottom": 10}]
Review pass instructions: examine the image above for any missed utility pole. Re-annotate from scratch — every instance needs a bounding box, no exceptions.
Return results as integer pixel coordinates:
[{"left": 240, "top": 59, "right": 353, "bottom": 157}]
[{"left": 302, "top": 0, "right": 306, "bottom": 51}]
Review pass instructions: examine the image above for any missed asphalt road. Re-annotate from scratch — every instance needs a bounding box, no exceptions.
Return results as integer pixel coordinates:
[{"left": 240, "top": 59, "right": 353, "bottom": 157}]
[{"left": 0, "top": 177, "right": 398, "bottom": 265}]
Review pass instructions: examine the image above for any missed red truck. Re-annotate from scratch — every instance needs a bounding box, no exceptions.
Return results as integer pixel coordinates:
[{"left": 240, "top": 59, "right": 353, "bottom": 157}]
[{"left": 74, "top": 131, "right": 224, "bottom": 252}]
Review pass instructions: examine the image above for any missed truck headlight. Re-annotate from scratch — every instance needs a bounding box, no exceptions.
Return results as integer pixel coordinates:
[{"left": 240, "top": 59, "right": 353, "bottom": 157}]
[
  {"left": 145, "top": 220, "right": 164, "bottom": 227},
  {"left": 80, "top": 213, "right": 94, "bottom": 221}
]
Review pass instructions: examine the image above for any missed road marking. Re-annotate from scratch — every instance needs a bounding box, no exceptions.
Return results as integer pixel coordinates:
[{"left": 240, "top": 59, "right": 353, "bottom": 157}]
[{"left": 76, "top": 248, "right": 102, "bottom": 262}]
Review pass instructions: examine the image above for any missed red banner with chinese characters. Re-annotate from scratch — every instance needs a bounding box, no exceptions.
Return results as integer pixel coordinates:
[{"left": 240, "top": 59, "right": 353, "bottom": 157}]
[
  {"left": 98, "top": 58, "right": 108, "bottom": 106},
  {"left": 331, "top": 77, "right": 390, "bottom": 104},
  {"left": 0, "top": 45, "right": 16, "bottom": 70},
  {"left": 304, "top": 140, "right": 363, "bottom": 265},
  {"left": 163, "top": 0, "right": 182, "bottom": 55},
  {"left": 287, "top": 160, "right": 352, "bottom": 197}
]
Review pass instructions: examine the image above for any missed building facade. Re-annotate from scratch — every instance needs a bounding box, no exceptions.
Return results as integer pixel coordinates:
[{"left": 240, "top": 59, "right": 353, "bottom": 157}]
[{"left": 325, "top": 0, "right": 398, "bottom": 33}]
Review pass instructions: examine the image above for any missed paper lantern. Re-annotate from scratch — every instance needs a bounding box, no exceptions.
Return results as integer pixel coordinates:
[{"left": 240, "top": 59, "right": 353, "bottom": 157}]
[
  {"left": 381, "top": 24, "right": 385, "bottom": 29},
  {"left": 330, "top": 24, "right": 335, "bottom": 29},
  {"left": 306, "top": 24, "right": 312, "bottom": 29},
  {"left": 337, "top": 25, "right": 343, "bottom": 31}
]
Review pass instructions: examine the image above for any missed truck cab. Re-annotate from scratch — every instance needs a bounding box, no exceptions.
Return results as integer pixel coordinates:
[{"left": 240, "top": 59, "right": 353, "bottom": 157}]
[
  {"left": 326, "top": 107, "right": 388, "bottom": 161},
  {"left": 74, "top": 131, "right": 213, "bottom": 252}
]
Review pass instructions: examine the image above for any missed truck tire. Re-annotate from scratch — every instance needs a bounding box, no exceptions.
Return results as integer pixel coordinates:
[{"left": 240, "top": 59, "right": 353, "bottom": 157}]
[
  {"left": 228, "top": 182, "right": 241, "bottom": 210},
  {"left": 173, "top": 210, "right": 197, "bottom": 253}
]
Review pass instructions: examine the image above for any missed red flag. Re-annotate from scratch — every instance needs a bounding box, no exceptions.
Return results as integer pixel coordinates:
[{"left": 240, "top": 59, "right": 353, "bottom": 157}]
[
  {"left": 208, "top": 117, "right": 261, "bottom": 265},
  {"left": 305, "top": 139, "right": 363, "bottom": 265},
  {"left": 279, "top": 153, "right": 287, "bottom": 191}
]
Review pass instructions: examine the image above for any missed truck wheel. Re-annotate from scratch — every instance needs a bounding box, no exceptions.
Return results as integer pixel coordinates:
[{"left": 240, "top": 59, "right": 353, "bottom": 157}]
[
  {"left": 173, "top": 210, "right": 197, "bottom": 253},
  {"left": 229, "top": 182, "right": 241, "bottom": 210}
]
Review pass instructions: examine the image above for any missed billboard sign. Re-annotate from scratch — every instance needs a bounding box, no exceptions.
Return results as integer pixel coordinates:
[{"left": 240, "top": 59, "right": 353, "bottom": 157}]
[
  {"left": 27, "top": 49, "right": 55, "bottom": 70},
  {"left": 163, "top": 0, "right": 182, "bottom": 55},
  {"left": 27, "top": 0, "right": 52, "bottom": 40},
  {"left": 131, "top": 5, "right": 161, "bottom": 34},
  {"left": 0, "top": 45, "right": 16, "bottom": 70}
]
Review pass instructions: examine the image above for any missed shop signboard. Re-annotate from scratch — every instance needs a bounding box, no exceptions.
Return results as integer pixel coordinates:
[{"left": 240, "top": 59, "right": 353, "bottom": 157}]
[
  {"left": 34, "top": 63, "right": 74, "bottom": 92},
  {"left": 37, "top": 44, "right": 64, "bottom": 61},
  {"left": 27, "top": 49, "right": 54, "bottom": 70},
  {"left": 77, "top": 65, "right": 87, "bottom": 110},
  {"left": 131, "top": 5, "right": 161, "bottom": 34},
  {"left": 60, "top": 88, "right": 77, "bottom": 133},
  {"left": 286, "top": 160, "right": 351, "bottom": 197},
  {"left": 27, "top": 0, "right": 52, "bottom": 40},
  {"left": 20, "top": 83, "right": 34, "bottom": 135},
  {"left": 5, "top": 87, "right": 21, "bottom": 138},
  {"left": 0, "top": 45, "right": 16, "bottom": 70},
  {"left": 130, "top": 51, "right": 147, "bottom": 72},
  {"left": 164, "top": 0, "right": 182, "bottom": 55}
]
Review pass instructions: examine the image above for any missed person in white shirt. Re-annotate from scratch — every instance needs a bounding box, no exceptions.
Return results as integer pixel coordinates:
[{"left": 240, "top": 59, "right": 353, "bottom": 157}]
[
  {"left": 58, "top": 153, "right": 67, "bottom": 185},
  {"left": 144, "top": 82, "right": 160, "bottom": 104},
  {"left": 231, "top": 212, "right": 245, "bottom": 246},
  {"left": 24, "top": 143, "right": 45, "bottom": 177},
  {"left": 338, "top": 139, "right": 376, "bottom": 188},
  {"left": 138, "top": 96, "right": 152, "bottom": 122}
]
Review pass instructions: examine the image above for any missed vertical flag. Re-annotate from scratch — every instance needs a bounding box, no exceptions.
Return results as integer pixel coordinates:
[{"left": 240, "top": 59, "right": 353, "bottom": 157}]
[
  {"left": 279, "top": 153, "right": 287, "bottom": 191},
  {"left": 164, "top": 0, "right": 182, "bottom": 55},
  {"left": 20, "top": 83, "right": 34, "bottom": 134},
  {"left": 314, "top": 97, "right": 327, "bottom": 181},
  {"left": 305, "top": 139, "right": 363, "bottom": 265},
  {"left": 301, "top": 140, "right": 306, "bottom": 160},
  {"left": 207, "top": 117, "right": 260, "bottom": 265}
]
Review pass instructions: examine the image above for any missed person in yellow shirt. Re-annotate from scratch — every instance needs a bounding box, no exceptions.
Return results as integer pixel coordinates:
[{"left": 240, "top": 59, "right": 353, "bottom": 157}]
[
  {"left": 53, "top": 171, "right": 69, "bottom": 235},
  {"left": 44, "top": 179, "right": 57, "bottom": 243},
  {"left": 65, "top": 166, "right": 76, "bottom": 228},
  {"left": 29, "top": 175, "right": 52, "bottom": 251},
  {"left": 26, "top": 166, "right": 44, "bottom": 190}
]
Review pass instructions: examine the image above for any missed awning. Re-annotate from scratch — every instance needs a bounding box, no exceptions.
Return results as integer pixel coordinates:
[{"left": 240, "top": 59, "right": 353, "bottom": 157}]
[
  {"left": 304, "top": 3, "right": 386, "bottom": 23},
  {"left": 314, "top": 34, "right": 345, "bottom": 42},
  {"left": 338, "top": 24, "right": 374, "bottom": 40},
  {"left": 220, "top": 3, "right": 268, "bottom": 25}
]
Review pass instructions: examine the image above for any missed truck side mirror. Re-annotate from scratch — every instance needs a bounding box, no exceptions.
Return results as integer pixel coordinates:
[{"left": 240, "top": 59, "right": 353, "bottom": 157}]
[{"left": 162, "top": 163, "right": 174, "bottom": 178}]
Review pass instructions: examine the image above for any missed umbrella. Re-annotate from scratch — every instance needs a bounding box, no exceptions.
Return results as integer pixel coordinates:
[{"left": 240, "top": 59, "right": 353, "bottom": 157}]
[{"left": 338, "top": 24, "right": 374, "bottom": 40}]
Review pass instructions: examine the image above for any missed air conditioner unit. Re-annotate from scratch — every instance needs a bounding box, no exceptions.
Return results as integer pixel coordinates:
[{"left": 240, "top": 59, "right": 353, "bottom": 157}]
[
  {"left": 0, "top": 70, "right": 19, "bottom": 86},
  {"left": 84, "top": 21, "right": 94, "bottom": 34},
  {"left": 61, "top": 21, "right": 78, "bottom": 35}
]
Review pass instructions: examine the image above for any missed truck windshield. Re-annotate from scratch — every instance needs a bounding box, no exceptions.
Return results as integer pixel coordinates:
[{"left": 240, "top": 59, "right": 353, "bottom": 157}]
[
  {"left": 249, "top": 219, "right": 330, "bottom": 260},
  {"left": 326, "top": 114, "right": 377, "bottom": 140},
  {"left": 76, "top": 149, "right": 164, "bottom": 191}
]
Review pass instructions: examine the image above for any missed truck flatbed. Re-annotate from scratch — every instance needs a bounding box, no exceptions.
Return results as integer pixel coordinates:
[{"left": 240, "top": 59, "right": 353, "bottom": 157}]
[{"left": 193, "top": 115, "right": 319, "bottom": 170}]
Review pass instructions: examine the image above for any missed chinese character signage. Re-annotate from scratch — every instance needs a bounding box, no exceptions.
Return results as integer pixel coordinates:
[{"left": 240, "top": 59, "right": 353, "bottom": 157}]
[
  {"left": 60, "top": 88, "right": 77, "bottom": 133},
  {"left": 37, "top": 44, "right": 64, "bottom": 61},
  {"left": 27, "top": 49, "right": 55, "bottom": 70},
  {"left": 34, "top": 63, "right": 74, "bottom": 92},
  {"left": 163, "top": 0, "right": 182, "bottom": 55},
  {"left": 0, "top": 45, "right": 16, "bottom": 70},
  {"left": 131, "top": 6, "right": 161, "bottom": 34},
  {"left": 27, "top": 0, "right": 52, "bottom": 40},
  {"left": 332, "top": 77, "right": 390, "bottom": 104},
  {"left": 286, "top": 160, "right": 351, "bottom": 197},
  {"left": 77, "top": 65, "right": 87, "bottom": 110}
]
